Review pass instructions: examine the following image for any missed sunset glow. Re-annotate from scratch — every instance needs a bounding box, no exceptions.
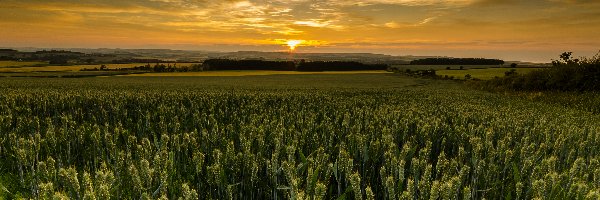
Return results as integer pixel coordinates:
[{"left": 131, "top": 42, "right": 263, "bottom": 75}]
[
  {"left": 286, "top": 40, "right": 303, "bottom": 51},
  {"left": 1, "top": 0, "right": 600, "bottom": 62}
]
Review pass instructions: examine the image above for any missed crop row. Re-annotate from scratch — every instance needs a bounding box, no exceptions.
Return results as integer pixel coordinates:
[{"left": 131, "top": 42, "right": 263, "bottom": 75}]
[{"left": 0, "top": 87, "right": 599, "bottom": 199}]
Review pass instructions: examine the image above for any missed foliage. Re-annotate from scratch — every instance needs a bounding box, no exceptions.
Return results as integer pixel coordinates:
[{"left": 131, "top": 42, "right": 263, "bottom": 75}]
[
  {"left": 296, "top": 61, "right": 388, "bottom": 71},
  {"left": 396, "top": 69, "right": 437, "bottom": 78},
  {"left": 81, "top": 63, "right": 202, "bottom": 73},
  {"left": 203, "top": 59, "right": 296, "bottom": 71},
  {"left": 484, "top": 52, "right": 600, "bottom": 91},
  {"left": 201, "top": 59, "right": 388, "bottom": 71},
  {"left": 0, "top": 76, "right": 599, "bottom": 199}
]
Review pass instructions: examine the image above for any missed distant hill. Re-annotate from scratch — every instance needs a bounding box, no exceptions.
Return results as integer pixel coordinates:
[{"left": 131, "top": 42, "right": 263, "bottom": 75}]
[{"left": 0, "top": 47, "right": 542, "bottom": 65}]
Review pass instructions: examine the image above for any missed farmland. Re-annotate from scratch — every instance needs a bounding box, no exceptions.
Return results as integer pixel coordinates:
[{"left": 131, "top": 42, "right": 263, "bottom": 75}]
[
  {"left": 0, "top": 60, "right": 546, "bottom": 79},
  {"left": 436, "top": 68, "right": 542, "bottom": 80},
  {"left": 123, "top": 70, "right": 390, "bottom": 77},
  {"left": 390, "top": 64, "right": 549, "bottom": 80},
  {"left": 390, "top": 65, "right": 503, "bottom": 71},
  {"left": 0, "top": 74, "right": 598, "bottom": 199},
  {"left": 0, "top": 61, "right": 48, "bottom": 68},
  {"left": 0, "top": 63, "right": 199, "bottom": 72}
]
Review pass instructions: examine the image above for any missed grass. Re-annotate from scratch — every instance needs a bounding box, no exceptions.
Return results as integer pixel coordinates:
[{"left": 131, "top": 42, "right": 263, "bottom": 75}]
[
  {"left": 124, "top": 70, "right": 390, "bottom": 77},
  {"left": 0, "top": 73, "right": 432, "bottom": 89},
  {"left": 0, "top": 65, "right": 90, "bottom": 72},
  {"left": 0, "top": 63, "right": 199, "bottom": 72},
  {"left": 436, "top": 68, "right": 542, "bottom": 80},
  {"left": 0, "top": 61, "right": 47, "bottom": 68},
  {"left": 391, "top": 64, "right": 548, "bottom": 71},
  {"left": 0, "top": 71, "right": 142, "bottom": 78},
  {"left": 0, "top": 173, "right": 23, "bottom": 199},
  {"left": 391, "top": 65, "right": 505, "bottom": 71}
]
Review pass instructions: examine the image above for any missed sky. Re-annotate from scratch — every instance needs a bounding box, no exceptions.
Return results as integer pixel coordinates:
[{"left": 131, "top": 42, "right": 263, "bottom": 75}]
[{"left": 1, "top": 0, "right": 599, "bottom": 62}]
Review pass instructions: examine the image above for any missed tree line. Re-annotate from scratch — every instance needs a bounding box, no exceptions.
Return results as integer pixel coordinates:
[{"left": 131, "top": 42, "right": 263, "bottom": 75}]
[
  {"left": 202, "top": 59, "right": 296, "bottom": 71},
  {"left": 82, "top": 59, "right": 389, "bottom": 72},
  {"left": 81, "top": 63, "right": 205, "bottom": 72},
  {"left": 296, "top": 61, "right": 388, "bottom": 71},
  {"left": 410, "top": 58, "right": 504, "bottom": 65},
  {"left": 203, "top": 59, "right": 388, "bottom": 71}
]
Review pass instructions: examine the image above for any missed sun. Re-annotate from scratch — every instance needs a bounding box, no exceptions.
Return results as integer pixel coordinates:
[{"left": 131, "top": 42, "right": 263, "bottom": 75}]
[{"left": 286, "top": 40, "right": 303, "bottom": 51}]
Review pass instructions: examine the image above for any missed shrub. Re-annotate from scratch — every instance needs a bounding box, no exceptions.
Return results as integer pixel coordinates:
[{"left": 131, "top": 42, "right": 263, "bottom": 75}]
[{"left": 484, "top": 52, "right": 600, "bottom": 91}]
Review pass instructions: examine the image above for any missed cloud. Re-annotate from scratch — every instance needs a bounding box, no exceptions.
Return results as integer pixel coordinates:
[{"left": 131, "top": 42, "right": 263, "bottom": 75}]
[
  {"left": 1, "top": 0, "right": 599, "bottom": 62},
  {"left": 325, "top": 0, "right": 474, "bottom": 6},
  {"left": 0, "top": 0, "right": 479, "bottom": 37},
  {"left": 470, "top": 0, "right": 518, "bottom": 6}
]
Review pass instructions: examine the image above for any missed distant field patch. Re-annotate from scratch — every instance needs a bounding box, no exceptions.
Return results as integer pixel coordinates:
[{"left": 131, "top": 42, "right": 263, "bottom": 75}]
[
  {"left": 437, "top": 68, "right": 542, "bottom": 80},
  {"left": 0, "top": 65, "right": 88, "bottom": 72},
  {"left": 391, "top": 65, "right": 503, "bottom": 71},
  {"left": 123, "top": 70, "right": 390, "bottom": 77},
  {"left": 0, "top": 71, "right": 137, "bottom": 78},
  {"left": 0, "top": 63, "right": 199, "bottom": 72},
  {"left": 391, "top": 64, "right": 548, "bottom": 71},
  {"left": 0, "top": 61, "right": 47, "bottom": 68}
]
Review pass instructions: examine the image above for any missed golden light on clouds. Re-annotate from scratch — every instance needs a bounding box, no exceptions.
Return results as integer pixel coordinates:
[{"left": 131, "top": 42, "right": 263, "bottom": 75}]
[
  {"left": 273, "top": 39, "right": 324, "bottom": 51},
  {"left": 286, "top": 40, "right": 303, "bottom": 51},
  {"left": 0, "top": 0, "right": 599, "bottom": 61}
]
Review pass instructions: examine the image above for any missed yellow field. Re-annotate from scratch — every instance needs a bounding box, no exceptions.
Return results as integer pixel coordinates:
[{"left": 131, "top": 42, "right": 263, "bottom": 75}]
[
  {"left": 0, "top": 61, "right": 47, "bottom": 68},
  {"left": 436, "top": 68, "right": 543, "bottom": 80},
  {"left": 123, "top": 70, "right": 391, "bottom": 77},
  {"left": 0, "top": 63, "right": 199, "bottom": 72}
]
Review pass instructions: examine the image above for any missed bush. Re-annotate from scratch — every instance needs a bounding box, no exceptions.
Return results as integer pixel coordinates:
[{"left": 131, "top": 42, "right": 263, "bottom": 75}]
[{"left": 483, "top": 52, "right": 600, "bottom": 91}]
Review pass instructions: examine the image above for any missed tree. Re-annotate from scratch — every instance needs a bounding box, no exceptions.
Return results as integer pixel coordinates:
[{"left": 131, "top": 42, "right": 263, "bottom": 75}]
[
  {"left": 553, "top": 52, "right": 580, "bottom": 66},
  {"left": 511, "top": 63, "right": 517, "bottom": 68},
  {"left": 49, "top": 57, "right": 69, "bottom": 65},
  {"left": 560, "top": 52, "right": 572, "bottom": 62}
]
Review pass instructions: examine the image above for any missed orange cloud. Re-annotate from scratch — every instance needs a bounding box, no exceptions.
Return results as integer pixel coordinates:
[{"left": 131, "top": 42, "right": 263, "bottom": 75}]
[{"left": 0, "top": 0, "right": 599, "bottom": 62}]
